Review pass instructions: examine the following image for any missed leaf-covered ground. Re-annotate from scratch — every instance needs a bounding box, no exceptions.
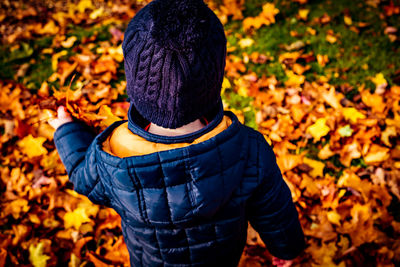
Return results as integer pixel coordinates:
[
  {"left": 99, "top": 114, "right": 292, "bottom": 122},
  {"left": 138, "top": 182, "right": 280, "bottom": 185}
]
[{"left": 1, "top": 0, "right": 400, "bottom": 266}]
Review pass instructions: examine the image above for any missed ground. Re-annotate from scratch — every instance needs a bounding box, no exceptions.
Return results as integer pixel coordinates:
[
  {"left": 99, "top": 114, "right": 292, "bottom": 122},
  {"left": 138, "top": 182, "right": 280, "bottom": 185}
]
[{"left": 0, "top": 0, "right": 400, "bottom": 266}]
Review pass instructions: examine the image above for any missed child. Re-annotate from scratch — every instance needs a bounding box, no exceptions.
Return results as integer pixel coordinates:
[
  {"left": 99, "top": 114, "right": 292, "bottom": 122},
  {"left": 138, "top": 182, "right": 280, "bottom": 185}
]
[{"left": 49, "top": 0, "right": 306, "bottom": 266}]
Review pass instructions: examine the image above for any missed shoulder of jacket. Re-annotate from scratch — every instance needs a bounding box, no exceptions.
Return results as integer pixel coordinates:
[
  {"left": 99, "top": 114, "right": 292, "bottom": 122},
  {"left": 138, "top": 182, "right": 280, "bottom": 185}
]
[{"left": 239, "top": 125, "right": 269, "bottom": 146}]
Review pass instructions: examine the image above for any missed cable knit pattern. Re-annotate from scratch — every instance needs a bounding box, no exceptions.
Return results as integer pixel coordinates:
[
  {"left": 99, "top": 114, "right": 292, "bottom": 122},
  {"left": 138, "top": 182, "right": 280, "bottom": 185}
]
[{"left": 122, "top": 0, "right": 227, "bottom": 128}]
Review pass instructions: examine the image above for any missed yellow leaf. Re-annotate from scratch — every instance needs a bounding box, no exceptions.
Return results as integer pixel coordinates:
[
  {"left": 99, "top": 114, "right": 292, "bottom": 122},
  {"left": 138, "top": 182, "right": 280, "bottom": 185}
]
[
  {"left": 307, "top": 118, "right": 330, "bottom": 141},
  {"left": 64, "top": 207, "right": 91, "bottom": 229},
  {"left": 238, "top": 38, "right": 254, "bottom": 48},
  {"left": 107, "top": 45, "right": 124, "bottom": 62},
  {"left": 371, "top": 73, "right": 387, "bottom": 88},
  {"left": 89, "top": 7, "right": 104, "bottom": 19},
  {"left": 61, "top": 36, "right": 77, "bottom": 48},
  {"left": 98, "top": 105, "right": 122, "bottom": 128},
  {"left": 307, "top": 27, "right": 317, "bottom": 35},
  {"left": 76, "top": 0, "right": 94, "bottom": 13},
  {"left": 344, "top": 15, "right": 353, "bottom": 25},
  {"left": 364, "top": 144, "right": 390, "bottom": 164},
  {"left": 317, "top": 54, "right": 329, "bottom": 67},
  {"left": 326, "top": 34, "right": 337, "bottom": 44},
  {"left": 298, "top": 9, "right": 309, "bottom": 20},
  {"left": 237, "top": 86, "right": 248, "bottom": 97},
  {"left": 18, "top": 135, "right": 48, "bottom": 158},
  {"left": 342, "top": 107, "right": 366, "bottom": 123},
  {"left": 29, "top": 242, "right": 50, "bottom": 267},
  {"left": 303, "top": 157, "right": 325, "bottom": 177},
  {"left": 381, "top": 126, "right": 397, "bottom": 147},
  {"left": 221, "top": 77, "right": 231, "bottom": 95},
  {"left": 285, "top": 70, "right": 305, "bottom": 87},
  {"left": 327, "top": 211, "right": 341, "bottom": 226},
  {"left": 36, "top": 20, "right": 59, "bottom": 35},
  {"left": 51, "top": 50, "right": 68, "bottom": 71}
]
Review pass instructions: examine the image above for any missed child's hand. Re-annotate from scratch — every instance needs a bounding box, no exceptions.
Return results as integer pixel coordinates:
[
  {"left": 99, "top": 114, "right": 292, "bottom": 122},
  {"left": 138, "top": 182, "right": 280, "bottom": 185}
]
[
  {"left": 48, "top": 106, "right": 73, "bottom": 130},
  {"left": 272, "top": 257, "right": 293, "bottom": 267}
]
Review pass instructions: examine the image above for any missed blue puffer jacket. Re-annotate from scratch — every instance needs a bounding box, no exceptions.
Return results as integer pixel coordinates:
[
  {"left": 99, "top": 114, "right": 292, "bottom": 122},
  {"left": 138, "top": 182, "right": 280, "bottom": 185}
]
[{"left": 54, "top": 107, "right": 305, "bottom": 266}]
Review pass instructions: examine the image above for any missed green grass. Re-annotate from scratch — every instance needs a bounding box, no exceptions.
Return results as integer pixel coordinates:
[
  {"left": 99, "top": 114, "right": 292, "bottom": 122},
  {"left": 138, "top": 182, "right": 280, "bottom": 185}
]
[{"left": 228, "top": 0, "right": 400, "bottom": 91}]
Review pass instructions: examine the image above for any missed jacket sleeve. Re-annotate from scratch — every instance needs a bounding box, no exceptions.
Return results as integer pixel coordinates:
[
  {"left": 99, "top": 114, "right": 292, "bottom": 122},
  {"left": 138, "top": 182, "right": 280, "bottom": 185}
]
[
  {"left": 53, "top": 121, "right": 109, "bottom": 206},
  {"left": 247, "top": 135, "right": 305, "bottom": 260}
]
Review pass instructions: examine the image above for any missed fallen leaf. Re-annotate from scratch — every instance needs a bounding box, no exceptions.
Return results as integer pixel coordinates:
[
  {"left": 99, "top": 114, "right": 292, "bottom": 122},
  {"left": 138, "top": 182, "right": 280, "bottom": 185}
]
[
  {"left": 338, "top": 125, "right": 353, "bottom": 137},
  {"left": 242, "top": 3, "right": 279, "bottom": 31},
  {"left": 364, "top": 144, "right": 390, "bottom": 164},
  {"left": 303, "top": 157, "right": 325, "bottom": 177},
  {"left": 98, "top": 105, "right": 122, "bottom": 128},
  {"left": 61, "top": 36, "right": 77, "bottom": 48},
  {"left": 344, "top": 15, "right": 352, "bottom": 25},
  {"left": 298, "top": 9, "right": 309, "bottom": 20},
  {"left": 342, "top": 107, "right": 366, "bottom": 123},
  {"left": 238, "top": 38, "right": 254, "bottom": 48},
  {"left": 64, "top": 207, "right": 91, "bottom": 230},
  {"left": 29, "top": 242, "right": 50, "bottom": 267},
  {"left": 18, "top": 135, "right": 48, "bottom": 158},
  {"left": 307, "top": 118, "right": 330, "bottom": 142}
]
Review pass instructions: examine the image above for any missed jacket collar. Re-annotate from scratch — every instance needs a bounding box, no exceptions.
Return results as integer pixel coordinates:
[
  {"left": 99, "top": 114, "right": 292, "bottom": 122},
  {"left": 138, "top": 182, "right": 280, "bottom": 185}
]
[{"left": 127, "top": 100, "right": 225, "bottom": 144}]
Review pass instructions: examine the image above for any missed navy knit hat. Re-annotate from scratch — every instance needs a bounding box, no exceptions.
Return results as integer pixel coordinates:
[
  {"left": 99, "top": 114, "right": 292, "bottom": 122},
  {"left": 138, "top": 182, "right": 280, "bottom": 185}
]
[{"left": 122, "top": 0, "right": 227, "bottom": 129}]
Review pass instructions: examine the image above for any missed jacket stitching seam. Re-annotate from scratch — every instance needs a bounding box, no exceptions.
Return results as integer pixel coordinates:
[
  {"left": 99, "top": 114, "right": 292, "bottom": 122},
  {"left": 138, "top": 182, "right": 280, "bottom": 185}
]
[
  {"left": 183, "top": 148, "right": 195, "bottom": 213},
  {"left": 152, "top": 229, "right": 167, "bottom": 265},
  {"left": 129, "top": 166, "right": 148, "bottom": 223},
  {"left": 156, "top": 152, "right": 174, "bottom": 224}
]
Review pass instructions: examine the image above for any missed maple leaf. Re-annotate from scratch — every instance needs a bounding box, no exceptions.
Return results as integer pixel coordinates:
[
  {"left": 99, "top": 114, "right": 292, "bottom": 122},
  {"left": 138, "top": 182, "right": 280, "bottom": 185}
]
[
  {"left": 18, "top": 135, "right": 48, "bottom": 158},
  {"left": 29, "top": 242, "right": 50, "bottom": 267},
  {"left": 338, "top": 124, "right": 353, "bottom": 137},
  {"left": 303, "top": 157, "right": 325, "bottom": 178},
  {"left": 98, "top": 105, "right": 122, "bottom": 128},
  {"left": 221, "top": 0, "right": 244, "bottom": 20},
  {"left": 322, "top": 86, "right": 342, "bottom": 109},
  {"left": 307, "top": 118, "right": 330, "bottom": 142},
  {"left": 64, "top": 207, "right": 91, "bottom": 230},
  {"left": 276, "top": 154, "right": 302, "bottom": 172},
  {"left": 299, "top": 174, "right": 320, "bottom": 196},
  {"left": 76, "top": 0, "right": 94, "bottom": 13},
  {"left": 242, "top": 3, "right": 279, "bottom": 31},
  {"left": 285, "top": 70, "right": 305, "bottom": 87},
  {"left": 361, "top": 89, "right": 385, "bottom": 113},
  {"left": 342, "top": 107, "right": 366, "bottom": 123}
]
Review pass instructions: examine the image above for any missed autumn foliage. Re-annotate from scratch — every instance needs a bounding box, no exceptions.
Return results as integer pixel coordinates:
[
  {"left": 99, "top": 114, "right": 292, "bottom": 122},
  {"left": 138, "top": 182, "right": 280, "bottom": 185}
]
[{"left": 1, "top": 0, "right": 400, "bottom": 266}]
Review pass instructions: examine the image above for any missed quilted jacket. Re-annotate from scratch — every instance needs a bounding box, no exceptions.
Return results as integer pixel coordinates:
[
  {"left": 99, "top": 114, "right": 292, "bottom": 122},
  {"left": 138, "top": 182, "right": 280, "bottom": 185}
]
[{"left": 53, "top": 106, "right": 305, "bottom": 267}]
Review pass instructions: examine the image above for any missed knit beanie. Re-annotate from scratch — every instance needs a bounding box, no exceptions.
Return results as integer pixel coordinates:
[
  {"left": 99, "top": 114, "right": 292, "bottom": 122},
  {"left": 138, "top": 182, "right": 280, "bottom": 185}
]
[{"left": 122, "top": 0, "right": 227, "bottom": 129}]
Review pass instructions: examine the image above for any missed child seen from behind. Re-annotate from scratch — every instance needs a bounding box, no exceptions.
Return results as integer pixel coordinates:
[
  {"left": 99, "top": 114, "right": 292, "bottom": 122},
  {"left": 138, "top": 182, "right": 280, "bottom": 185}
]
[{"left": 49, "top": 0, "right": 306, "bottom": 266}]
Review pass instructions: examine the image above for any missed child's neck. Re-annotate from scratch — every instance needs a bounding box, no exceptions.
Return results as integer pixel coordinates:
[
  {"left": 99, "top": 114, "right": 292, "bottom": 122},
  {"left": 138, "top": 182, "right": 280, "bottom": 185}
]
[{"left": 148, "top": 119, "right": 205, "bottom": 137}]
